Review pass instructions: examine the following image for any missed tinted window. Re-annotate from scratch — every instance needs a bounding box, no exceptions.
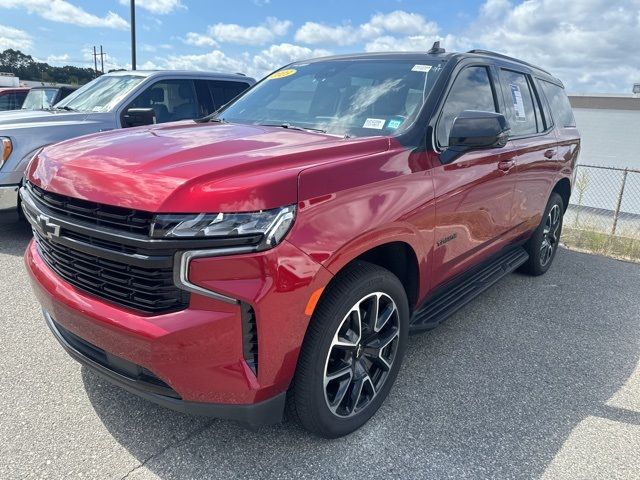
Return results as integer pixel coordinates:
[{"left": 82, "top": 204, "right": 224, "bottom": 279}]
[
  {"left": 540, "top": 80, "right": 576, "bottom": 128},
  {"left": 437, "top": 66, "right": 496, "bottom": 147},
  {"left": 0, "top": 93, "right": 11, "bottom": 110},
  {"left": 499, "top": 70, "right": 540, "bottom": 136},
  {"left": 14, "top": 91, "right": 27, "bottom": 108},
  {"left": 127, "top": 79, "right": 198, "bottom": 123},
  {"left": 208, "top": 81, "right": 251, "bottom": 110},
  {"left": 194, "top": 80, "right": 215, "bottom": 116}
]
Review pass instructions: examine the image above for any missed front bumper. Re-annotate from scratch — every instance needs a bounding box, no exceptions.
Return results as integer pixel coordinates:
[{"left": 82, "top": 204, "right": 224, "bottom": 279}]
[
  {"left": 45, "top": 309, "right": 286, "bottom": 426},
  {"left": 25, "top": 232, "right": 332, "bottom": 423},
  {"left": 0, "top": 184, "right": 19, "bottom": 213}
]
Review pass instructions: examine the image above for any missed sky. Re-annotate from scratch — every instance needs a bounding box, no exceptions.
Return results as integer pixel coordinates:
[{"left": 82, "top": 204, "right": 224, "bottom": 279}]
[{"left": 0, "top": 0, "right": 639, "bottom": 93}]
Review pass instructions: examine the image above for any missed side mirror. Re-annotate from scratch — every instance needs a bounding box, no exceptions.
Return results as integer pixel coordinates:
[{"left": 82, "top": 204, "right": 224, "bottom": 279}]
[
  {"left": 122, "top": 108, "right": 156, "bottom": 128},
  {"left": 441, "top": 110, "right": 510, "bottom": 163}
]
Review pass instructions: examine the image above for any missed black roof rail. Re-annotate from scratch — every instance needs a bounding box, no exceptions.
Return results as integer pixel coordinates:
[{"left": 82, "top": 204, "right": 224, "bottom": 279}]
[{"left": 466, "top": 49, "right": 552, "bottom": 75}]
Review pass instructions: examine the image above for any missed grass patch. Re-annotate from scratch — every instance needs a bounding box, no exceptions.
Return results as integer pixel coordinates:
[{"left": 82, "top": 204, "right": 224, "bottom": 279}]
[{"left": 562, "top": 226, "right": 640, "bottom": 262}]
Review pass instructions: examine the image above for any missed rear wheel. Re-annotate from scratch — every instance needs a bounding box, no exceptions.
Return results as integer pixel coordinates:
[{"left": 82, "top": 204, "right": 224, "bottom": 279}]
[
  {"left": 289, "top": 261, "right": 409, "bottom": 438},
  {"left": 520, "top": 192, "right": 564, "bottom": 276}
]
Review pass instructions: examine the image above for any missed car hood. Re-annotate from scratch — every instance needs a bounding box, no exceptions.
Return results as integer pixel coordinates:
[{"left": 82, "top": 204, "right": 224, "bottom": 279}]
[
  {"left": 28, "top": 121, "right": 390, "bottom": 212},
  {"left": 0, "top": 109, "right": 91, "bottom": 127}
]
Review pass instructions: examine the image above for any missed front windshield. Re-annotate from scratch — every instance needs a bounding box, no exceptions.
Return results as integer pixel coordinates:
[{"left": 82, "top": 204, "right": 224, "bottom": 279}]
[
  {"left": 219, "top": 59, "right": 443, "bottom": 137},
  {"left": 22, "top": 88, "right": 57, "bottom": 110},
  {"left": 55, "top": 74, "right": 145, "bottom": 113}
]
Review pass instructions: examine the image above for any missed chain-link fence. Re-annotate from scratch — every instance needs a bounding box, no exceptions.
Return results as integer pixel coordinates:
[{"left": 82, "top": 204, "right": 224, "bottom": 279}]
[{"left": 564, "top": 164, "right": 640, "bottom": 260}]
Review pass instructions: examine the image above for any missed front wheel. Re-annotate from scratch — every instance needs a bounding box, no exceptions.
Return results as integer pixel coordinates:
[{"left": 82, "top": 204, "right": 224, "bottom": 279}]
[
  {"left": 289, "top": 261, "right": 409, "bottom": 438},
  {"left": 520, "top": 192, "right": 564, "bottom": 276}
]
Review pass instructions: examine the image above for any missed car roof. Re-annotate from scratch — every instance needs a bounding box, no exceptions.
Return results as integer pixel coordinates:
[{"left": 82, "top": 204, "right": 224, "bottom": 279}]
[
  {"left": 291, "top": 50, "right": 563, "bottom": 86},
  {"left": 103, "top": 70, "right": 255, "bottom": 82},
  {"left": 0, "top": 87, "right": 30, "bottom": 93}
]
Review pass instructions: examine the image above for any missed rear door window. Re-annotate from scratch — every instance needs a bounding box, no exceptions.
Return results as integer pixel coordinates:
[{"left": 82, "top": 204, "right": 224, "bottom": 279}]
[
  {"left": 539, "top": 80, "right": 576, "bottom": 128},
  {"left": 499, "top": 69, "right": 542, "bottom": 136},
  {"left": 436, "top": 66, "right": 497, "bottom": 148}
]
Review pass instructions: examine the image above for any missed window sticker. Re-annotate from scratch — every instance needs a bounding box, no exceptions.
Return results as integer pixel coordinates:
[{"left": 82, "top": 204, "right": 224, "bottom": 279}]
[
  {"left": 363, "top": 118, "right": 386, "bottom": 129},
  {"left": 387, "top": 119, "right": 403, "bottom": 130},
  {"left": 412, "top": 64, "right": 432, "bottom": 73},
  {"left": 268, "top": 68, "right": 297, "bottom": 80},
  {"left": 510, "top": 84, "right": 527, "bottom": 121}
]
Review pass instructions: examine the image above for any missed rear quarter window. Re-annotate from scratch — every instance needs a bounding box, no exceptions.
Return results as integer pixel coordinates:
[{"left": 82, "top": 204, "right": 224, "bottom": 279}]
[{"left": 540, "top": 80, "right": 576, "bottom": 128}]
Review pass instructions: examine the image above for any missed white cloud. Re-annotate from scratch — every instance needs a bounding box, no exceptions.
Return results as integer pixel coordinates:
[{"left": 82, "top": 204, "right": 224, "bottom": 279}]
[
  {"left": 295, "top": 22, "right": 357, "bottom": 46},
  {"left": 0, "top": 25, "right": 33, "bottom": 51},
  {"left": 295, "top": 10, "right": 439, "bottom": 46},
  {"left": 208, "top": 17, "right": 292, "bottom": 45},
  {"left": 0, "top": 0, "right": 128, "bottom": 29},
  {"left": 183, "top": 17, "right": 292, "bottom": 47},
  {"left": 119, "top": 0, "right": 185, "bottom": 15},
  {"left": 162, "top": 50, "right": 248, "bottom": 74},
  {"left": 367, "top": 11, "right": 438, "bottom": 36},
  {"left": 472, "top": 0, "right": 640, "bottom": 92},
  {"left": 46, "top": 53, "right": 70, "bottom": 63},
  {"left": 184, "top": 32, "right": 219, "bottom": 48},
  {"left": 252, "top": 43, "right": 331, "bottom": 75},
  {"left": 138, "top": 43, "right": 331, "bottom": 80}
]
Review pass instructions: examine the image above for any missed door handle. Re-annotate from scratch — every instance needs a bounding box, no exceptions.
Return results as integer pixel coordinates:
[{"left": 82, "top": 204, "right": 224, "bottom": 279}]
[
  {"left": 544, "top": 149, "right": 556, "bottom": 159},
  {"left": 498, "top": 160, "right": 515, "bottom": 172}
]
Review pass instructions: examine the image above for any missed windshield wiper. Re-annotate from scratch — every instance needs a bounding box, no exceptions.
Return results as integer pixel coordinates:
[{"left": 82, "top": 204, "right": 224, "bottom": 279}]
[
  {"left": 258, "top": 123, "right": 326, "bottom": 134},
  {"left": 54, "top": 105, "right": 77, "bottom": 112}
]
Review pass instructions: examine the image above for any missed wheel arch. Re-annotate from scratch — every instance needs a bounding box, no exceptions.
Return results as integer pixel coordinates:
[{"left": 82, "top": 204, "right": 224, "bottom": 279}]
[
  {"left": 552, "top": 177, "right": 571, "bottom": 212},
  {"left": 321, "top": 239, "right": 423, "bottom": 314}
]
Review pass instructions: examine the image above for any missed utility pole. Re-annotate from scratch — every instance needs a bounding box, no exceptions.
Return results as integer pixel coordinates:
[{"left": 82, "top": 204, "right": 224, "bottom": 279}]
[
  {"left": 93, "top": 46, "right": 98, "bottom": 77},
  {"left": 92, "top": 46, "right": 107, "bottom": 75},
  {"left": 130, "top": 0, "right": 137, "bottom": 70}
]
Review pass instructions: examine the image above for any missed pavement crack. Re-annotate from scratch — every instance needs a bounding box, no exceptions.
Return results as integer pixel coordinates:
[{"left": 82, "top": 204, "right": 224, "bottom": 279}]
[{"left": 120, "top": 420, "right": 216, "bottom": 479}]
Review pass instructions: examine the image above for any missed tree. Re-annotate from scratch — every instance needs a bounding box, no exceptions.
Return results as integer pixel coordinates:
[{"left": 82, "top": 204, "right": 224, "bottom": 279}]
[{"left": 0, "top": 49, "right": 97, "bottom": 85}]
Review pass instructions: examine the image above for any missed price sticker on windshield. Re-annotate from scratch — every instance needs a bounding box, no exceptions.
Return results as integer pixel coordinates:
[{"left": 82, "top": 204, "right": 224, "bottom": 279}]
[
  {"left": 268, "top": 69, "right": 297, "bottom": 80},
  {"left": 412, "top": 64, "right": 432, "bottom": 73},
  {"left": 363, "top": 118, "right": 386, "bottom": 129}
]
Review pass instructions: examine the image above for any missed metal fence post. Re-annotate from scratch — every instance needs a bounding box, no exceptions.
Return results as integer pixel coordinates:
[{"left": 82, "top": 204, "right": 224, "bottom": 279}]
[{"left": 610, "top": 168, "right": 628, "bottom": 237}]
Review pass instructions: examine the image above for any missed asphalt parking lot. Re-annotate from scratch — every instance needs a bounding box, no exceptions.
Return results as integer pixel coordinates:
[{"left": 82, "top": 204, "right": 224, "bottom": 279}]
[{"left": 1, "top": 215, "right": 638, "bottom": 480}]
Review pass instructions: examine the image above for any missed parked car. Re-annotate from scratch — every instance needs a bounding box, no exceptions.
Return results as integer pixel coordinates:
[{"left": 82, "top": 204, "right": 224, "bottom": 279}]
[
  {"left": 22, "top": 48, "right": 579, "bottom": 438},
  {"left": 20, "top": 85, "right": 78, "bottom": 111},
  {"left": 0, "top": 70, "right": 254, "bottom": 215},
  {"left": 0, "top": 87, "right": 29, "bottom": 111}
]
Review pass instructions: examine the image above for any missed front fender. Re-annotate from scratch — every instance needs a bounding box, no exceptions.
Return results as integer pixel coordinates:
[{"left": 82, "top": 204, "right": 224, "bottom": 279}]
[{"left": 288, "top": 144, "right": 435, "bottom": 297}]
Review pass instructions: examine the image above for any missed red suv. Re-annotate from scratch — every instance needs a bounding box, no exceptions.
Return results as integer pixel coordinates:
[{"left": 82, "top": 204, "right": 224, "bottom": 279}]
[{"left": 22, "top": 48, "right": 579, "bottom": 438}]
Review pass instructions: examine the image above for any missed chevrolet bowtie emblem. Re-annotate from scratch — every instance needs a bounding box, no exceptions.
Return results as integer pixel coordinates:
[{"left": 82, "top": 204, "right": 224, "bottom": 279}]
[{"left": 36, "top": 214, "right": 61, "bottom": 239}]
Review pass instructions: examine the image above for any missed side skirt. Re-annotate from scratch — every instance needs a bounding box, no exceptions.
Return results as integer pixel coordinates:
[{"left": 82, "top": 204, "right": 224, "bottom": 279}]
[{"left": 409, "top": 246, "right": 529, "bottom": 333}]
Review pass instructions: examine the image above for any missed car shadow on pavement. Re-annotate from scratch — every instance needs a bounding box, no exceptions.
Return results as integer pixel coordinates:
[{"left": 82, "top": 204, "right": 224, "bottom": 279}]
[
  {"left": 82, "top": 249, "right": 640, "bottom": 479},
  {"left": 0, "top": 215, "right": 32, "bottom": 257}
]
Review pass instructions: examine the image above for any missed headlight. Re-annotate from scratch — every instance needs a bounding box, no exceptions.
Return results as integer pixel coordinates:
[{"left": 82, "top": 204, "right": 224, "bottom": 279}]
[
  {"left": 150, "top": 205, "right": 296, "bottom": 250},
  {"left": 0, "top": 137, "right": 12, "bottom": 167}
]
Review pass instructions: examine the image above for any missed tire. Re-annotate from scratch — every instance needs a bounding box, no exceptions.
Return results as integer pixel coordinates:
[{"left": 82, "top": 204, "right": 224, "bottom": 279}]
[
  {"left": 520, "top": 192, "right": 564, "bottom": 276},
  {"left": 289, "top": 261, "right": 409, "bottom": 438}
]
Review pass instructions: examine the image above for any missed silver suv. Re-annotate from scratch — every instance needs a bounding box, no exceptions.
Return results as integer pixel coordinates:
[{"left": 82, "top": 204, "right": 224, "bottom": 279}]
[{"left": 0, "top": 70, "right": 254, "bottom": 215}]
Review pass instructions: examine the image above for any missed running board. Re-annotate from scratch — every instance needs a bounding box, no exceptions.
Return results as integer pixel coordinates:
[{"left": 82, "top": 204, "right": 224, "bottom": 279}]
[{"left": 410, "top": 247, "right": 529, "bottom": 333}]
